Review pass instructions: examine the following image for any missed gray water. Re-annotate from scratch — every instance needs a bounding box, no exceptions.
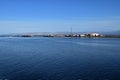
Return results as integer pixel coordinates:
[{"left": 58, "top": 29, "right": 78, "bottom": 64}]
[{"left": 0, "top": 37, "right": 120, "bottom": 80}]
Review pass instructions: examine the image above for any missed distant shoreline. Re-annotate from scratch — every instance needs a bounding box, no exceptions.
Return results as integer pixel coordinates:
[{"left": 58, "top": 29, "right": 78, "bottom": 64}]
[
  {"left": 0, "top": 35, "right": 120, "bottom": 38},
  {"left": 0, "top": 32, "right": 120, "bottom": 38}
]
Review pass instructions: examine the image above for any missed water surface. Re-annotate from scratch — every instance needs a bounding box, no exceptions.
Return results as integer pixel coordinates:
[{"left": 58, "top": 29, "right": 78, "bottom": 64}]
[{"left": 0, "top": 37, "right": 120, "bottom": 80}]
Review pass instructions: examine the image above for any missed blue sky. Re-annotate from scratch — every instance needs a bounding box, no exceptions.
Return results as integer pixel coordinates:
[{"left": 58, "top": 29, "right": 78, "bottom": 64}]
[{"left": 0, "top": 0, "right": 120, "bottom": 34}]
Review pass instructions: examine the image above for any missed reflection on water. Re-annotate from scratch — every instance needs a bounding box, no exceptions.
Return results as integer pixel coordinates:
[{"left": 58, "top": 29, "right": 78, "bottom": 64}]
[{"left": 0, "top": 37, "right": 120, "bottom": 80}]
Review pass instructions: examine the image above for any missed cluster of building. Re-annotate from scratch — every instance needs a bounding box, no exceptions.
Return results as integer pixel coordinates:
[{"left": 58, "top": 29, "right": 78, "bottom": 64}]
[
  {"left": 8, "top": 32, "right": 103, "bottom": 37},
  {"left": 42, "top": 33, "right": 103, "bottom": 37}
]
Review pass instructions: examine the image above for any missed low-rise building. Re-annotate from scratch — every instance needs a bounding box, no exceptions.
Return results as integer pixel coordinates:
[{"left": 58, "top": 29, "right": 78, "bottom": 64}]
[
  {"left": 90, "top": 33, "right": 100, "bottom": 37},
  {"left": 80, "top": 34, "right": 86, "bottom": 37}
]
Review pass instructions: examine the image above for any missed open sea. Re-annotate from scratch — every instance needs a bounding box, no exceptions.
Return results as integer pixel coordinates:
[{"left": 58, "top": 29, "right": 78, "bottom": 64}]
[{"left": 0, "top": 37, "right": 120, "bottom": 80}]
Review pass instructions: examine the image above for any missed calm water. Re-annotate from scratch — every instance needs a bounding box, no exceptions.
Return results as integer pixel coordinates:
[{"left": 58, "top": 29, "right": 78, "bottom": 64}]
[{"left": 0, "top": 37, "right": 120, "bottom": 80}]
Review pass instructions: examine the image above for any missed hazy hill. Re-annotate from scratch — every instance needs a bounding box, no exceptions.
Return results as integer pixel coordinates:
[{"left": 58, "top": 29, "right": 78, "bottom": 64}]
[{"left": 101, "top": 31, "right": 120, "bottom": 36}]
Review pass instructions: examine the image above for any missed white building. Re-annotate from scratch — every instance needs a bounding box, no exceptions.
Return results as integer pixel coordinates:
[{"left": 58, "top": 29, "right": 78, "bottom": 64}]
[
  {"left": 90, "top": 33, "right": 100, "bottom": 37},
  {"left": 80, "top": 34, "right": 86, "bottom": 37}
]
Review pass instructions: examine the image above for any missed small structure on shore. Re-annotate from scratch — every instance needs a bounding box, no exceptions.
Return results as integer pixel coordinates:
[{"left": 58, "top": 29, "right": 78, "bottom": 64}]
[
  {"left": 80, "top": 34, "right": 86, "bottom": 37},
  {"left": 89, "top": 33, "right": 101, "bottom": 37},
  {"left": 21, "top": 35, "right": 32, "bottom": 37}
]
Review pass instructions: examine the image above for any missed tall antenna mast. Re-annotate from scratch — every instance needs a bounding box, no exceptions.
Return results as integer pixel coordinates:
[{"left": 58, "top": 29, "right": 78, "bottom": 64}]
[{"left": 71, "top": 27, "right": 72, "bottom": 35}]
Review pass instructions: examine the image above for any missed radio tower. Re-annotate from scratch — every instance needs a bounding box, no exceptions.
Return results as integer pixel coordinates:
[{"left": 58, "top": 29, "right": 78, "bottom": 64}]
[{"left": 71, "top": 27, "right": 73, "bottom": 37}]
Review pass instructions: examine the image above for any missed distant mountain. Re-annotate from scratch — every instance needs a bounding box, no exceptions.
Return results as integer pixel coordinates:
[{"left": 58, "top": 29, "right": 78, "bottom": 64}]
[
  {"left": 101, "top": 31, "right": 120, "bottom": 36},
  {"left": 0, "top": 31, "right": 120, "bottom": 36}
]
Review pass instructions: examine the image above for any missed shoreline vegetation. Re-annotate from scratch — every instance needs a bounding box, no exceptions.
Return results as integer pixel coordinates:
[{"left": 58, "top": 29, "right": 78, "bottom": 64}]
[{"left": 0, "top": 32, "right": 120, "bottom": 38}]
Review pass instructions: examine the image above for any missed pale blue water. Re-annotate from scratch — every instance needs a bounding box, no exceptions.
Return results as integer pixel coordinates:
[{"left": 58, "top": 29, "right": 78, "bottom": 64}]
[{"left": 0, "top": 37, "right": 120, "bottom": 80}]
